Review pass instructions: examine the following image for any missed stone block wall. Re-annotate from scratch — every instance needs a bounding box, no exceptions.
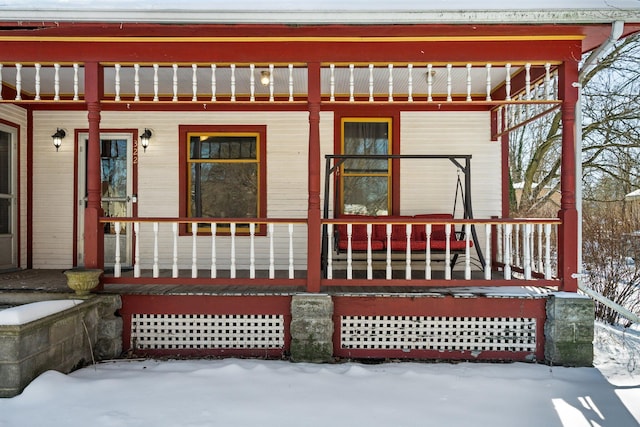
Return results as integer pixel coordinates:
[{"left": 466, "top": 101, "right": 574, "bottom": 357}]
[{"left": 544, "top": 293, "right": 594, "bottom": 367}]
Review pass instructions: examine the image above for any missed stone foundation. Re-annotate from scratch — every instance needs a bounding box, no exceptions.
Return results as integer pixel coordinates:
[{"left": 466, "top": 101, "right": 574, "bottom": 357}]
[
  {"left": 290, "top": 294, "right": 334, "bottom": 363},
  {"left": 544, "top": 293, "right": 594, "bottom": 367}
]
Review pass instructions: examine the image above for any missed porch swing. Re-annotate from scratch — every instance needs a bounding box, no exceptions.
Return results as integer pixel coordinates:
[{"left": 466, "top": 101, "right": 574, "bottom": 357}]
[{"left": 321, "top": 154, "right": 486, "bottom": 272}]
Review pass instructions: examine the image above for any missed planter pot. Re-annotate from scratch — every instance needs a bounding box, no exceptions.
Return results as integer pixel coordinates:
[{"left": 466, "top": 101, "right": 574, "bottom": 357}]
[{"left": 64, "top": 269, "right": 103, "bottom": 296}]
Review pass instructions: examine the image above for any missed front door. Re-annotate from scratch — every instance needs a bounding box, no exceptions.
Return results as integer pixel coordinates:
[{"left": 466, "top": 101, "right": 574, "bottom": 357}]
[
  {"left": 77, "top": 133, "right": 134, "bottom": 268},
  {"left": 0, "top": 124, "right": 17, "bottom": 270}
]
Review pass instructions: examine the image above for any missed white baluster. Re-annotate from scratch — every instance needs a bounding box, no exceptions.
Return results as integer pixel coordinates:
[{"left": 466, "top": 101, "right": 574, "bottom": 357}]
[
  {"left": 249, "top": 64, "right": 255, "bottom": 102},
  {"left": 388, "top": 64, "right": 394, "bottom": 102},
  {"left": 330, "top": 64, "right": 335, "bottom": 102},
  {"left": 368, "top": 64, "right": 374, "bottom": 102},
  {"left": 191, "top": 64, "right": 198, "bottom": 101},
  {"left": 504, "top": 223, "right": 512, "bottom": 280},
  {"left": 545, "top": 224, "right": 552, "bottom": 279},
  {"left": 249, "top": 223, "right": 256, "bottom": 279},
  {"left": 446, "top": 64, "right": 452, "bottom": 102},
  {"left": 269, "top": 64, "right": 275, "bottom": 102},
  {"left": 445, "top": 223, "right": 451, "bottom": 280},
  {"left": 192, "top": 222, "right": 198, "bottom": 278},
  {"left": 133, "top": 64, "right": 140, "bottom": 101},
  {"left": 425, "top": 224, "right": 432, "bottom": 280},
  {"left": 134, "top": 222, "right": 141, "bottom": 278},
  {"left": 153, "top": 222, "right": 159, "bottom": 278},
  {"left": 427, "top": 64, "right": 433, "bottom": 102},
  {"left": 288, "top": 64, "right": 294, "bottom": 102},
  {"left": 485, "top": 63, "right": 492, "bottom": 101},
  {"left": 346, "top": 223, "right": 353, "bottom": 280},
  {"left": 153, "top": 64, "right": 159, "bottom": 102},
  {"left": 288, "top": 223, "right": 294, "bottom": 279},
  {"left": 327, "top": 223, "right": 333, "bottom": 280},
  {"left": 523, "top": 223, "right": 531, "bottom": 280},
  {"left": 466, "top": 63, "right": 472, "bottom": 102},
  {"left": 14, "top": 64, "right": 22, "bottom": 101},
  {"left": 114, "top": 64, "right": 121, "bottom": 101},
  {"left": 465, "top": 224, "right": 471, "bottom": 280},
  {"left": 544, "top": 63, "right": 552, "bottom": 100},
  {"left": 211, "top": 223, "right": 217, "bottom": 278},
  {"left": 514, "top": 223, "right": 521, "bottom": 267},
  {"left": 269, "top": 223, "right": 275, "bottom": 279},
  {"left": 405, "top": 223, "right": 411, "bottom": 280},
  {"left": 366, "top": 223, "right": 373, "bottom": 280},
  {"left": 73, "top": 64, "right": 79, "bottom": 101},
  {"left": 172, "top": 222, "right": 179, "bottom": 278},
  {"left": 525, "top": 63, "right": 532, "bottom": 100},
  {"left": 54, "top": 64, "right": 60, "bottom": 101},
  {"left": 505, "top": 63, "right": 511, "bottom": 100},
  {"left": 34, "top": 64, "right": 41, "bottom": 100},
  {"left": 172, "top": 64, "right": 178, "bottom": 102},
  {"left": 407, "top": 64, "right": 413, "bottom": 102},
  {"left": 230, "top": 223, "right": 236, "bottom": 278},
  {"left": 211, "top": 64, "right": 217, "bottom": 102},
  {"left": 537, "top": 223, "right": 544, "bottom": 273},
  {"left": 497, "top": 223, "right": 503, "bottom": 263},
  {"left": 114, "top": 221, "right": 121, "bottom": 278},
  {"left": 349, "top": 64, "right": 355, "bottom": 102},
  {"left": 230, "top": 64, "right": 236, "bottom": 102},
  {"left": 386, "top": 223, "right": 392, "bottom": 280},
  {"left": 484, "top": 224, "right": 492, "bottom": 280}
]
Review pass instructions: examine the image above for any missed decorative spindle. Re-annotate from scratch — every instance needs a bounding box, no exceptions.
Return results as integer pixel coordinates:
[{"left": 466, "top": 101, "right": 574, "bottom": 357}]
[
  {"left": 544, "top": 63, "right": 552, "bottom": 100},
  {"left": 288, "top": 64, "right": 294, "bottom": 102},
  {"left": 191, "top": 64, "right": 198, "bottom": 102},
  {"left": 505, "top": 63, "right": 511, "bottom": 100},
  {"left": 153, "top": 64, "right": 159, "bottom": 101},
  {"left": 34, "top": 63, "right": 41, "bottom": 100},
  {"left": 172, "top": 64, "right": 178, "bottom": 102},
  {"left": 330, "top": 64, "right": 335, "bottom": 102},
  {"left": 54, "top": 64, "right": 60, "bottom": 101},
  {"left": 230, "top": 64, "right": 236, "bottom": 102},
  {"left": 73, "top": 64, "right": 79, "bottom": 101},
  {"left": 466, "top": 63, "right": 472, "bottom": 102},
  {"left": 15, "top": 64, "right": 22, "bottom": 101},
  {"left": 388, "top": 64, "right": 394, "bottom": 102},
  {"left": 407, "top": 64, "right": 413, "bottom": 102},
  {"left": 133, "top": 64, "right": 140, "bottom": 102},
  {"left": 210, "top": 223, "right": 217, "bottom": 278},
  {"left": 368, "top": 64, "right": 374, "bottom": 102},
  {"left": 427, "top": 64, "right": 433, "bottom": 102},
  {"left": 211, "top": 64, "right": 217, "bottom": 102},
  {"left": 446, "top": 64, "right": 452, "bottom": 102},
  {"left": 268, "top": 64, "right": 274, "bottom": 102},
  {"left": 349, "top": 64, "right": 355, "bottom": 102},
  {"left": 249, "top": 64, "right": 255, "bottom": 102},
  {"left": 485, "top": 63, "right": 492, "bottom": 101},
  {"left": 114, "top": 64, "right": 121, "bottom": 101}
]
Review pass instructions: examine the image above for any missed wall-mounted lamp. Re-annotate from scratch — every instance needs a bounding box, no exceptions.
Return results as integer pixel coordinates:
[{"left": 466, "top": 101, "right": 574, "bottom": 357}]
[
  {"left": 140, "top": 128, "right": 153, "bottom": 152},
  {"left": 260, "top": 71, "right": 271, "bottom": 86},
  {"left": 51, "top": 128, "right": 66, "bottom": 152}
]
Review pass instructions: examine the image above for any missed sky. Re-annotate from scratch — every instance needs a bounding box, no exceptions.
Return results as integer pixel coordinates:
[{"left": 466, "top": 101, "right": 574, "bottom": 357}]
[{"left": 0, "top": 321, "right": 639, "bottom": 427}]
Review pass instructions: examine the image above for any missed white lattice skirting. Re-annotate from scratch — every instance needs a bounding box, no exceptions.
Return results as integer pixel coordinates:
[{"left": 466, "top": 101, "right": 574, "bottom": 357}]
[
  {"left": 340, "top": 315, "right": 537, "bottom": 352},
  {"left": 131, "top": 314, "right": 285, "bottom": 350}
]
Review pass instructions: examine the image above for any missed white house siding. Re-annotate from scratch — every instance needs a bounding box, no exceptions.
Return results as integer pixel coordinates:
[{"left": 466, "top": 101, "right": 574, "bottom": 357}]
[
  {"left": 0, "top": 104, "right": 27, "bottom": 268},
  {"left": 31, "top": 110, "right": 321, "bottom": 270}
]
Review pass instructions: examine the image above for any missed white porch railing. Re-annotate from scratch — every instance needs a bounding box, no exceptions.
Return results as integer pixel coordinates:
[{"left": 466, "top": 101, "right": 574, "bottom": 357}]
[
  {"left": 100, "top": 218, "right": 307, "bottom": 280},
  {"left": 324, "top": 218, "right": 559, "bottom": 282}
]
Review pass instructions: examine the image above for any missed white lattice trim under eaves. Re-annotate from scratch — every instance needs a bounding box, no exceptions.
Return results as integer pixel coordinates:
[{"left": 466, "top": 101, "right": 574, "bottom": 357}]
[
  {"left": 131, "top": 314, "right": 285, "bottom": 350},
  {"left": 341, "top": 316, "right": 536, "bottom": 352}
]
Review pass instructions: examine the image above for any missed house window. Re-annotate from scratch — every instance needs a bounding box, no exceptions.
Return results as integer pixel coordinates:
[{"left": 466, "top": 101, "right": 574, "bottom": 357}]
[
  {"left": 340, "top": 118, "right": 391, "bottom": 216},
  {"left": 182, "top": 126, "right": 266, "bottom": 232}
]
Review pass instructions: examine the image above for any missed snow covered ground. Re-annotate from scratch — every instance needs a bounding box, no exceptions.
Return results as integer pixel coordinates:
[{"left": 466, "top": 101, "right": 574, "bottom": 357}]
[{"left": 0, "top": 322, "right": 638, "bottom": 427}]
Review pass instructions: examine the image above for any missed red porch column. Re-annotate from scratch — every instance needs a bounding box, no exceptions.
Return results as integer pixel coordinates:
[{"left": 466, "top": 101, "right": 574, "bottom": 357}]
[
  {"left": 83, "top": 62, "right": 105, "bottom": 281},
  {"left": 558, "top": 61, "right": 580, "bottom": 292},
  {"left": 306, "top": 62, "right": 322, "bottom": 293}
]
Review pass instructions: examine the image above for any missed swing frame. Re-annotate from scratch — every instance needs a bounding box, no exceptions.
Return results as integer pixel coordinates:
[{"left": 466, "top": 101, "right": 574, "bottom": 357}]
[{"left": 322, "top": 154, "right": 486, "bottom": 270}]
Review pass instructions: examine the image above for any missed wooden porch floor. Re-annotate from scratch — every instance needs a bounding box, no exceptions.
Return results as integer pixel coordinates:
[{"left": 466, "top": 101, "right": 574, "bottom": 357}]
[{"left": 0, "top": 269, "right": 555, "bottom": 298}]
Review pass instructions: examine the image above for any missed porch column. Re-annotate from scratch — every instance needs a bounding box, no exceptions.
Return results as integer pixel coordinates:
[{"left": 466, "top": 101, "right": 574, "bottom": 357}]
[
  {"left": 306, "top": 62, "right": 322, "bottom": 293},
  {"left": 84, "top": 62, "right": 105, "bottom": 281},
  {"left": 558, "top": 61, "right": 580, "bottom": 292}
]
